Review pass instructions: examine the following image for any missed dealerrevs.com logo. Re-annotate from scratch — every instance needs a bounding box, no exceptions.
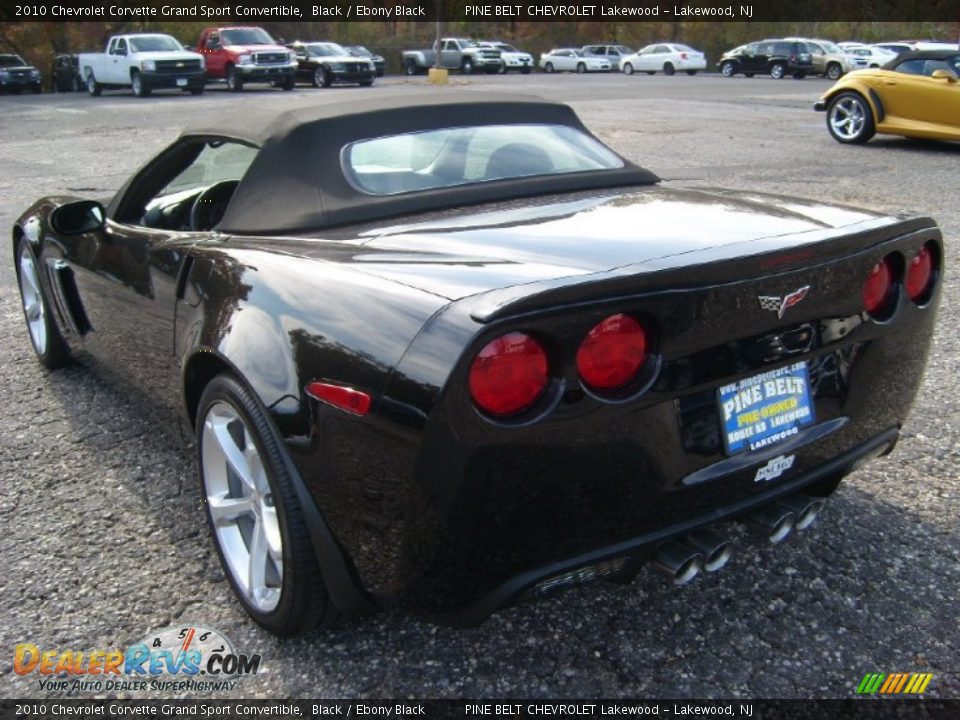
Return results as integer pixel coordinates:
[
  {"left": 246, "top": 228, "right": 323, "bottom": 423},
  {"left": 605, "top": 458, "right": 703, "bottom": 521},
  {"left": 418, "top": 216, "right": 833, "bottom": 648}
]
[{"left": 14, "top": 626, "right": 261, "bottom": 693}]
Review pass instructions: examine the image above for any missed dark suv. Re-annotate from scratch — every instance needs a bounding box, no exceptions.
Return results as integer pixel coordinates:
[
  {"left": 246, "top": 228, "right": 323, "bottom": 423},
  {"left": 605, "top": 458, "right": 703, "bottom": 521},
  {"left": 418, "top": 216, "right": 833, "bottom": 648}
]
[
  {"left": 718, "top": 40, "right": 814, "bottom": 79},
  {"left": 0, "top": 53, "right": 43, "bottom": 94}
]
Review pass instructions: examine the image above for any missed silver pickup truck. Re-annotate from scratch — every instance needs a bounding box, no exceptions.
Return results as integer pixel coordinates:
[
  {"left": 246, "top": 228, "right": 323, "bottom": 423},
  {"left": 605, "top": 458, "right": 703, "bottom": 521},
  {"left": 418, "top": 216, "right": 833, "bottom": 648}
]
[
  {"left": 79, "top": 34, "right": 206, "bottom": 97},
  {"left": 402, "top": 38, "right": 503, "bottom": 75}
]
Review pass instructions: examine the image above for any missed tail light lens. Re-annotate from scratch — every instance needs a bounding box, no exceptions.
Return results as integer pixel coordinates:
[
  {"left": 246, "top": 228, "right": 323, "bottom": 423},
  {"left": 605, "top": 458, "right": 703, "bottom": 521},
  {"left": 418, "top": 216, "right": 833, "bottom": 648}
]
[
  {"left": 862, "top": 256, "right": 895, "bottom": 317},
  {"left": 576, "top": 313, "right": 648, "bottom": 391},
  {"left": 469, "top": 332, "right": 548, "bottom": 416},
  {"left": 306, "top": 382, "right": 372, "bottom": 416},
  {"left": 681, "top": 52, "right": 688, "bottom": 60},
  {"left": 906, "top": 244, "right": 934, "bottom": 303}
]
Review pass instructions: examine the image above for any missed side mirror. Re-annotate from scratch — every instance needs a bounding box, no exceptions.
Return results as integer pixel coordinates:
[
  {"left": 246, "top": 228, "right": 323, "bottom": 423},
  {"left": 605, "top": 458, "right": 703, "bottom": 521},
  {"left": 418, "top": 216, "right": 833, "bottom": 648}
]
[
  {"left": 931, "top": 69, "right": 957, "bottom": 83},
  {"left": 50, "top": 201, "right": 106, "bottom": 236}
]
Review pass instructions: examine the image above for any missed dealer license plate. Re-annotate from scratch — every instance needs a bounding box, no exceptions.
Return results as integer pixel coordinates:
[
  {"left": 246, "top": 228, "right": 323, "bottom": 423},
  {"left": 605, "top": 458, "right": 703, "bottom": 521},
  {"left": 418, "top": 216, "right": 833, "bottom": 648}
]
[
  {"left": 176, "top": 78, "right": 187, "bottom": 87},
  {"left": 718, "top": 361, "right": 815, "bottom": 455}
]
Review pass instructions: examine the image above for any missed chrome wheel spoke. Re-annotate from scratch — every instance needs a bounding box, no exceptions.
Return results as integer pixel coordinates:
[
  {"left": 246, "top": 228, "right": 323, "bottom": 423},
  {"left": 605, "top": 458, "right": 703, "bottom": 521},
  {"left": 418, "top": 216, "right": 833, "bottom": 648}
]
[
  {"left": 247, "top": 519, "right": 269, "bottom": 600},
  {"left": 208, "top": 493, "right": 254, "bottom": 525},
  {"left": 262, "top": 503, "right": 283, "bottom": 567},
  {"left": 208, "top": 413, "right": 257, "bottom": 492}
]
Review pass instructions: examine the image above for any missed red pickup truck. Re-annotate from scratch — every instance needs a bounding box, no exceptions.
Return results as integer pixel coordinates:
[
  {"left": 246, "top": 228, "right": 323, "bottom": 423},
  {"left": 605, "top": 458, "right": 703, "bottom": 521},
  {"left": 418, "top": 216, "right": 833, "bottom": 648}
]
[{"left": 196, "top": 26, "right": 297, "bottom": 91}]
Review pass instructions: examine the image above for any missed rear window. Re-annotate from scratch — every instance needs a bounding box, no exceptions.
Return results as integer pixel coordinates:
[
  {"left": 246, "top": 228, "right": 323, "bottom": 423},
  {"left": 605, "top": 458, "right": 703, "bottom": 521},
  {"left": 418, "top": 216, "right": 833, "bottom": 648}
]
[{"left": 342, "top": 124, "right": 624, "bottom": 196}]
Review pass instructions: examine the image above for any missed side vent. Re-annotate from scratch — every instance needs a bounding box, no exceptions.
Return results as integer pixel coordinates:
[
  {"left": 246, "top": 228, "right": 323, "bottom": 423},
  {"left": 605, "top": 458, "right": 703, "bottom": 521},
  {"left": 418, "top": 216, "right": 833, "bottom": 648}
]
[{"left": 45, "top": 259, "right": 91, "bottom": 336}]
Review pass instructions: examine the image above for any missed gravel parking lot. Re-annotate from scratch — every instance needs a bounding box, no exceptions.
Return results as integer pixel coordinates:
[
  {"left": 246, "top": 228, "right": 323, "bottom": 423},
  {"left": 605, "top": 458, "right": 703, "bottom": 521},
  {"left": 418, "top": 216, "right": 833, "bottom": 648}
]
[{"left": 0, "top": 73, "right": 958, "bottom": 700}]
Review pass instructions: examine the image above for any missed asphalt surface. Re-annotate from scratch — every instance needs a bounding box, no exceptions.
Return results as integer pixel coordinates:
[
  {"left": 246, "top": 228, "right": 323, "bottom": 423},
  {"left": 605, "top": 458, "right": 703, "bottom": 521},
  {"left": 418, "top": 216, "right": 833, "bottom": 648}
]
[{"left": 0, "top": 73, "right": 958, "bottom": 700}]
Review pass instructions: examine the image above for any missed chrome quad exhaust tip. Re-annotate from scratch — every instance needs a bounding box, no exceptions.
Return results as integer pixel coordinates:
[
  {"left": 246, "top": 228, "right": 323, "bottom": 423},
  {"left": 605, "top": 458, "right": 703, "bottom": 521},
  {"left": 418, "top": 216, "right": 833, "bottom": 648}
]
[
  {"left": 775, "top": 494, "right": 823, "bottom": 531},
  {"left": 684, "top": 529, "right": 733, "bottom": 572},
  {"left": 652, "top": 541, "right": 704, "bottom": 586},
  {"left": 746, "top": 504, "right": 796, "bottom": 544}
]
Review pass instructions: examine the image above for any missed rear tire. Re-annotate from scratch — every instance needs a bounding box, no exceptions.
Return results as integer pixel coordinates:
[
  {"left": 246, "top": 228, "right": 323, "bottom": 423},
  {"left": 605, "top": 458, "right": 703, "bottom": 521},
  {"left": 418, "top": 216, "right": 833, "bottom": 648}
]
[
  {"left": 197, "top": 374, "right": 342, "bottom": 636},
  {"left": 16, "top": 238, "right": 69, "bottom": 369},
  {"left": 404, "top": 59, "right": 418, "bottom": 76},
  {"left": 686, "top": 70, "right": 697, "bottom": 76},
  {"left": 359, "top": 79, "right": 373, "bottom": 87},
  {"left": 189, "top": 87, "right": 204, "bottom": 95}
]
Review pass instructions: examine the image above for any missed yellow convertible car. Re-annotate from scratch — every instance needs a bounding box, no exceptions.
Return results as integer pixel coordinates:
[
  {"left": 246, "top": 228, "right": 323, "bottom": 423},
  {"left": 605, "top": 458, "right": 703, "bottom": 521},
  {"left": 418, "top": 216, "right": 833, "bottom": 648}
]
[{"left": 815, "top": 49, "right": 960, "bottom": 143}]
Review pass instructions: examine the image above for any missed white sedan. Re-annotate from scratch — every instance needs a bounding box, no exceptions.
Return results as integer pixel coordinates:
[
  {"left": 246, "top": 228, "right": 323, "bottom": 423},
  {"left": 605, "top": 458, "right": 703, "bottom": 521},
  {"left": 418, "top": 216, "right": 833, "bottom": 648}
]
[
  {"left": 539, "top": 48, "right": 612, "bottom": 73},
  {"left": 621, "top": 43, "right": 707, "bottom": 76},
  {"left": 837, "top": 42, "right": 897, "bottom": 68}
]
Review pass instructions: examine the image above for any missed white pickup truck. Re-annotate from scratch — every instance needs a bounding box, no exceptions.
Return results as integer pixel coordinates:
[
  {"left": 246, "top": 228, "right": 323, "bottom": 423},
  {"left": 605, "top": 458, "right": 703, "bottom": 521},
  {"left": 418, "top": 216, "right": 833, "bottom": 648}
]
[{"left": 79, "top": 34, "right": 206, "bottom": 97}]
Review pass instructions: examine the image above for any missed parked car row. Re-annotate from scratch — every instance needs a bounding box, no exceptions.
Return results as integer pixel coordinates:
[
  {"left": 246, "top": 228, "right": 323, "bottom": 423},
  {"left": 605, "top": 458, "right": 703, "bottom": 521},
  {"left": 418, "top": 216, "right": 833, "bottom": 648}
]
[
  {"left": 718, "top": 37, "right": 958, "bottom": 80},
  {"left": 9, "top": 33, "right": 958, "bottom": 95}
]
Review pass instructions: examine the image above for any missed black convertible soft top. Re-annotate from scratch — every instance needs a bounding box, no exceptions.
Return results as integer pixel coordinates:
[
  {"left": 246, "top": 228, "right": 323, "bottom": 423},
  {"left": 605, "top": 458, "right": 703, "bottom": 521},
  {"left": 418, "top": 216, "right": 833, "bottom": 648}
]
[
  {"left": 882, "top": 49, "right": 960, "bottom": 71},
  {"left": 155, "top": 92, "right": 659, "bottom": 234}
]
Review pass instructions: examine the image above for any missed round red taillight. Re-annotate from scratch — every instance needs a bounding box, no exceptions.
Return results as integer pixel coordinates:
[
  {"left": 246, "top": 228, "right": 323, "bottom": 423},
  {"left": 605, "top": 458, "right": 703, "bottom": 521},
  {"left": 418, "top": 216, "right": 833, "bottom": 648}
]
[
  {"left": 906, "top": 244, "right": 934, "bottom": 303},
  {"left": 469, "top": 332, "right": 549, "bottom": 416},
  {"left": 862, "top": 258, "right": 894, "bottom": 317},
  {"left": 576, "top": 313, "right": 648, "bottom": 391}
]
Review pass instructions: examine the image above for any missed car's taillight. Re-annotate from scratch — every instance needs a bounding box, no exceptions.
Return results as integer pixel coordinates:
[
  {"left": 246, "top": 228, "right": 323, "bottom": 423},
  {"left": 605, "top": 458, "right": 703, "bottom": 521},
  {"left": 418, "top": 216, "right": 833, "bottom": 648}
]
[
  {"left": 681, "top": 52, "right": 688, "bottom": 60},
  {"left": 862, "top": 256, "right": 896, "bottom": 318},
  {"left": 469, "top": 332, "right": 549, "bottom": 416},
  {"left": 576, "top": 313, "right": 648, "bottom": 391},
  {"left": 906, "top": 244, "right": 935, "bottom": 303}
]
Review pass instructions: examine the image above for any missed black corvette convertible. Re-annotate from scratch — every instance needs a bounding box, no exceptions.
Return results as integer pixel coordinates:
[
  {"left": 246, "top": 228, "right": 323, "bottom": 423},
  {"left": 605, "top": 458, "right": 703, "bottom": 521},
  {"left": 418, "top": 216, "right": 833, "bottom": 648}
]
[{"left": 14, "top": 93, "right": 941, "bottom": 634}]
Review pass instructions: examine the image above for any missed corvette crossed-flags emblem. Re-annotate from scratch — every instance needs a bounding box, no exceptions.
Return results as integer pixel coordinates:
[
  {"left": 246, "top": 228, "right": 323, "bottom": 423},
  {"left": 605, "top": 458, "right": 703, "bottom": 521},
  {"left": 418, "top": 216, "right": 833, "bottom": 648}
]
[{"left": 758, "top": 285, "right": 811, "bottom": 318}]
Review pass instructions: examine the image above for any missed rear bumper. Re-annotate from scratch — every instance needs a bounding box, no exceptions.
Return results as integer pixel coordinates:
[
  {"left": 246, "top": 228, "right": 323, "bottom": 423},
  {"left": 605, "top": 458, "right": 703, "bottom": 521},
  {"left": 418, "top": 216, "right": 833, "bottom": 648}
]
[{"left": 446, "top": 426, "right": 899, "bottom": 625}]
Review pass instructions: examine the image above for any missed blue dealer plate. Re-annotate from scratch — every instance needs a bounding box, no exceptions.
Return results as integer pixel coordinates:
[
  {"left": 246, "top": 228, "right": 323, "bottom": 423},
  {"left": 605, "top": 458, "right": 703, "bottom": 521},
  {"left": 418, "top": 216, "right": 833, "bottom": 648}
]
[{"left": 718, "top": 361, "right": 815, "bottom": 455}]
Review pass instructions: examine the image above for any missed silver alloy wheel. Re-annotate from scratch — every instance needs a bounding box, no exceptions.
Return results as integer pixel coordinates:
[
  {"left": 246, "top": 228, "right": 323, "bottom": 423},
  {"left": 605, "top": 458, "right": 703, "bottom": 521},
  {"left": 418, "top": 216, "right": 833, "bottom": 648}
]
[
  {"left": 18, "top": 245, "right": 47, "bottom": 355},
  {"left": 721, "top": 62, "right": 734, "bottom": 77},
  {"left": 314, "top": 66, "right": 324, "bottom": 87},
  {"left": 829, "top": 96, "right": 867, "bottom": 140},
  {"left": 202, "top": 401, "right": 283, "bottom": 613},
  {"left": 771, "top": 63, "right": 785, "bottom": 79},
  {"left": 132, "top": 73, "right": 142, "bottom": 96}
]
